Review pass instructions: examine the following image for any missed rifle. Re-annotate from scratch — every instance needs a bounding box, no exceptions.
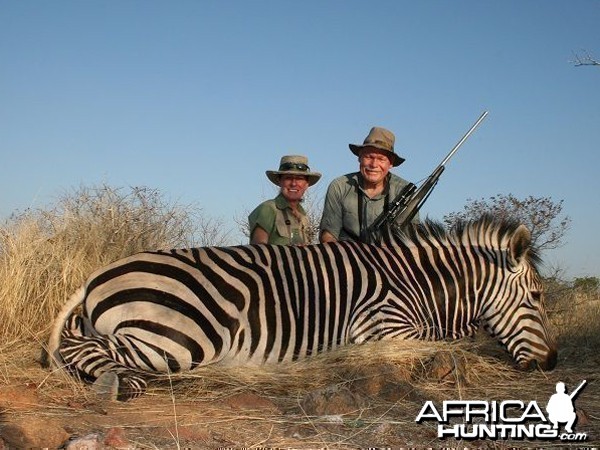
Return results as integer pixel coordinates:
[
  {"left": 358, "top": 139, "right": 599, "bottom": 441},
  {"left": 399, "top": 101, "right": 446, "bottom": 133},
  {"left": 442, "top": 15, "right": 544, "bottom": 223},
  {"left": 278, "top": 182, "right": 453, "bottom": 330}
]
[
  {"left": 569, "top": 380, "right": 587, "bottom": 400},
  {"left": 367, "top": 111, "right": 489, "bottom": 242}
]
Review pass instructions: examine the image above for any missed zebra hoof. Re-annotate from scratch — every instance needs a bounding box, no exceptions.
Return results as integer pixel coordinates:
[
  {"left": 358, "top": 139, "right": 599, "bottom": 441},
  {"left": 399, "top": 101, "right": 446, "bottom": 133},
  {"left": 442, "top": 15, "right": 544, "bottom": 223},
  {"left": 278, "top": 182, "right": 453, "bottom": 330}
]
[{"left": 92, "top": 372, "right": 119, "bottom": 401}]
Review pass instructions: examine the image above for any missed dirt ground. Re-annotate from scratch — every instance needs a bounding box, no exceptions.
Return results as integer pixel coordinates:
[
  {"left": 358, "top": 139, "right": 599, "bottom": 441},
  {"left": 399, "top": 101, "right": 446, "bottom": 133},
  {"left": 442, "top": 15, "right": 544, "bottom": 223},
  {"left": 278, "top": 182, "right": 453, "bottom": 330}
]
[{"left": 0, "top": 335, "right": 598, "bottom": 449}]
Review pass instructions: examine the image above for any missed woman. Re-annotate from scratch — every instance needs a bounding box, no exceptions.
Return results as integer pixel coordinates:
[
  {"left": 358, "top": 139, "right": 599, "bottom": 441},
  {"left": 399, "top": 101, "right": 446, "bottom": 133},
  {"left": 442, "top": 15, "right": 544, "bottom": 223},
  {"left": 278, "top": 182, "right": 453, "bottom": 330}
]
[{"left": 248, "top": 155, "right": 321, "bottom": 245}]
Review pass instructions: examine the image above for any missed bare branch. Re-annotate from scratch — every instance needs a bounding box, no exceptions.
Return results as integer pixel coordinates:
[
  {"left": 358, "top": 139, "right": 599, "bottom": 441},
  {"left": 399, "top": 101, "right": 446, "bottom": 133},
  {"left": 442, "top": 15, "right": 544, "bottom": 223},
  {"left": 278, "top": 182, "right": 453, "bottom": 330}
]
[{"left": 571, "top": 50, "right": 600, "bottom": 67}]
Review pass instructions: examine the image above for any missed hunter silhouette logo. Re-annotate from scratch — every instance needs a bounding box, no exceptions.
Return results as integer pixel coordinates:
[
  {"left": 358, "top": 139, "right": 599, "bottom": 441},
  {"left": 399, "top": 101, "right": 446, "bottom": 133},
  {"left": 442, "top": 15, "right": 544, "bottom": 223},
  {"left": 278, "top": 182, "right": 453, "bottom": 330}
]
[
  {"left": 415, "top": 379, "right": 589, "bottom": 441},
  {"left": 546, "top": 380, "right": 586, "bottom": 433}
]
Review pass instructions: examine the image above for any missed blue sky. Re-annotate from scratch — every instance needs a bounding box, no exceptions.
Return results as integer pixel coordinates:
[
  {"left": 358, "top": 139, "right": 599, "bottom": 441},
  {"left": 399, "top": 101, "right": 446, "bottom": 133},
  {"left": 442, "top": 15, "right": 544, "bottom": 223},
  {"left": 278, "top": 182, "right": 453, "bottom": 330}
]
[{"left": 1, "top": 1, "right": 599, "bottom": 279}]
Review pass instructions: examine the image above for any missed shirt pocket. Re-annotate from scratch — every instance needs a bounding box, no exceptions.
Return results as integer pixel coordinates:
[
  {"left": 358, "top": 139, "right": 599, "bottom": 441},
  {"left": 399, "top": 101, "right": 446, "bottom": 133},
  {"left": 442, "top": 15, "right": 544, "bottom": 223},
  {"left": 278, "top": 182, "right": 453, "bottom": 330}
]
[{"left": 275, "top": 211, "right": 291, "bottom": 240}]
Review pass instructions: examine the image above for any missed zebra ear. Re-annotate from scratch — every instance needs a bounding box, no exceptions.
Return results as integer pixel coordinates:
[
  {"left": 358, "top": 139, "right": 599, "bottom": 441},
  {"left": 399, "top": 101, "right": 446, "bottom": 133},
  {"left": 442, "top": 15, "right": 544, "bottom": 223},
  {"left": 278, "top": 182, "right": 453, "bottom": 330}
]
[{"left": 509, "top": 224, "right": 531, "bottom": 266}]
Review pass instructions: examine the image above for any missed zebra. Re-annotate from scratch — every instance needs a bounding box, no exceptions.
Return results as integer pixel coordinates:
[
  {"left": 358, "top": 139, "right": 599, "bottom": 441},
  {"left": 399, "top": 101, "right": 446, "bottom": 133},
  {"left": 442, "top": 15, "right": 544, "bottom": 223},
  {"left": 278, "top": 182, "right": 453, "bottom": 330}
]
[{"left": 45, "top": 215, "right": 557, "bottom": 400}]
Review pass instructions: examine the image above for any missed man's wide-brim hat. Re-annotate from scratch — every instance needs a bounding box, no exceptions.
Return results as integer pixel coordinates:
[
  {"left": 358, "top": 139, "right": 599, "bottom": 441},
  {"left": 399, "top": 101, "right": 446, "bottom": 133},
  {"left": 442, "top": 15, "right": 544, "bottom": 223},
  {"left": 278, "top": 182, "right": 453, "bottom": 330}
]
[
  {"left": 266, "top": 155, "right": 322, "bottom": 186},
  {"left": 349, "top": 126, "right": 405, "bottom": 167}
]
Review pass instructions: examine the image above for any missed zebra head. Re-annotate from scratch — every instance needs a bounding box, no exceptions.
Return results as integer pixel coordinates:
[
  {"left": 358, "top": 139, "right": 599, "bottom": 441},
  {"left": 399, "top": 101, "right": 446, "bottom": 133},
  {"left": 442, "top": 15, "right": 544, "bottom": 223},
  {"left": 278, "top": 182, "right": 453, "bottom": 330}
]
[{"left": 479, "top": 222, "right": 557, "bottom": 371}]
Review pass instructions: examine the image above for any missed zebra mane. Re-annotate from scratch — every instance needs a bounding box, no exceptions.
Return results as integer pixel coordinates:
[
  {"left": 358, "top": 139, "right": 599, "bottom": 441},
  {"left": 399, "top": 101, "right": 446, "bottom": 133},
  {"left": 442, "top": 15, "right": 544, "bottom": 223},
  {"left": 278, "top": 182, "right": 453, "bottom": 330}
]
[{"left": 391, "top": 214, "right": 542, "bottom": 269}]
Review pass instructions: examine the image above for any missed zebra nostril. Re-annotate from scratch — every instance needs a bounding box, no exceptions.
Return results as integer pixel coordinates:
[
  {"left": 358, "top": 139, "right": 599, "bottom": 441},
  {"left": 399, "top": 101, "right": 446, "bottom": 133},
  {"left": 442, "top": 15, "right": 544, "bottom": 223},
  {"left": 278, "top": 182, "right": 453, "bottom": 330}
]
[{"left": 530, "top": 359, "right": 538, "bottom": 371}]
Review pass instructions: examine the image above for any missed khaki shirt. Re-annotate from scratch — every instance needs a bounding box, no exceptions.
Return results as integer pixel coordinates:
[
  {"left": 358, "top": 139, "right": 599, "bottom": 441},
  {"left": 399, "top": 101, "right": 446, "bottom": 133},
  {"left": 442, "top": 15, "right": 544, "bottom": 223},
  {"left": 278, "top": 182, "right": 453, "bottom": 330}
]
[
  {"left": 319, "top": 172, "right": 418, "bottom": 242},
  {"left": 248, "top": 194, "right": 310, "bottom": 245}
]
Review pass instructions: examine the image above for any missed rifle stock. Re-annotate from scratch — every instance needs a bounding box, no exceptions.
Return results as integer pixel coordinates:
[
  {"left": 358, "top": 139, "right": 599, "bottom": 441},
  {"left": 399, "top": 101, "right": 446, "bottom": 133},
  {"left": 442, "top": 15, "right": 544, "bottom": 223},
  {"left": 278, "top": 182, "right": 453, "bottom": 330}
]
[{"left": 367, "top": 111, "right": 488, "bottom": 240}]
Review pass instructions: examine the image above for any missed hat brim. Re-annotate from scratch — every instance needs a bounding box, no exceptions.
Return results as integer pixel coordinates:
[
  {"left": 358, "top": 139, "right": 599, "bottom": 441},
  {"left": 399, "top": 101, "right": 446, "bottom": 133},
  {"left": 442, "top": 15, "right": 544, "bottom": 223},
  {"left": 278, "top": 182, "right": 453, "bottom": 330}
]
[
  {"left": 266, "top": 170, "right": 322, "bottom": 186},
  {"left": 349, "top": 144, "right": 405, "bottom": 167}
]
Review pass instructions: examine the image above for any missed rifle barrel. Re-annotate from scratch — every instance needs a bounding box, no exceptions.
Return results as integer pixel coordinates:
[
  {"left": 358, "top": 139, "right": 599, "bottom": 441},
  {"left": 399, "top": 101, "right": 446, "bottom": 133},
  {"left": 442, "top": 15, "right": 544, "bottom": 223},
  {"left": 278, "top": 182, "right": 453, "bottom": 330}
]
[
  {"left": 569, "top": 379, "right": 587, "bottom": 399},
  {"left": 439, "top": 111, "right": 488, "bottom": 167}
]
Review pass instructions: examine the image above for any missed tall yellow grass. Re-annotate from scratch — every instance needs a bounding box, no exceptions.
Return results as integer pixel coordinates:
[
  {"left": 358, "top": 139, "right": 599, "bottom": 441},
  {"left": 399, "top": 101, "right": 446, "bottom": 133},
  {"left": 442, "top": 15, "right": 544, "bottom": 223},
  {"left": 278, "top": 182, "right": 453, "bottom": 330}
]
[
  {"left": 547, "top": 282, "right": 600, "bottom": 353},
  {"left": 0, "top": 184, "right": 222, "bottom": 342}
]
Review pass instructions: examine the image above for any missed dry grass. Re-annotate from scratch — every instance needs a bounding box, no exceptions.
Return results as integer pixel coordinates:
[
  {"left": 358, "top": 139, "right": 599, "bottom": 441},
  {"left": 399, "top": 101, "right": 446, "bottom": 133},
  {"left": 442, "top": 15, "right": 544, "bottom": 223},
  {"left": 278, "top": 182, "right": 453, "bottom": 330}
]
[
  {"left": 548, "top": 284, "right": 600, "bottom": 354},
  {"left": 0, "top": 185, "right": 598, "bottom": 447},
  {"left": 0, "top": 184, "right": 229, "bottom": 341}
]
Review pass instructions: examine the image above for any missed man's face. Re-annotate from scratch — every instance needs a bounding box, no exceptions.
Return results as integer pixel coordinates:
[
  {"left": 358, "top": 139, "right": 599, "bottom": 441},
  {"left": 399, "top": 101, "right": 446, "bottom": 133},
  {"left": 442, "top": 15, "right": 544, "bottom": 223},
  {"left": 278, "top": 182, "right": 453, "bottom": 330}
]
[
  {"left": 279, "top": 174, "right": 309, "bottom": 202},
  {"left": 359, "top": 148, "right": 393, "bottom": 186}
]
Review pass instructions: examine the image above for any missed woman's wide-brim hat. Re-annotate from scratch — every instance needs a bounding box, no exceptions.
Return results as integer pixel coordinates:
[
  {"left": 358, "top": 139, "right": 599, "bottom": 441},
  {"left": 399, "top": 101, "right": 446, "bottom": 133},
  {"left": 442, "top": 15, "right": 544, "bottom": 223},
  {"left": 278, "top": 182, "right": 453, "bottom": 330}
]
[
  {"left": 266, "top": 155, "right": 322, "bottom": 186},
  {"left": 349, "top": 126, "right": 405, "bottom": 167}
]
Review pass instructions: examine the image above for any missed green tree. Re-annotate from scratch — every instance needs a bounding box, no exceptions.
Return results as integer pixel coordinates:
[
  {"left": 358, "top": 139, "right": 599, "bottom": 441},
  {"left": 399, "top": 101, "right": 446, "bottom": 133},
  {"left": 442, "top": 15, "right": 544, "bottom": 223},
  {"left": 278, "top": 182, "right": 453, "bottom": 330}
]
[{"left": 443, "top": 194, "right": 571, "bottom": 252}]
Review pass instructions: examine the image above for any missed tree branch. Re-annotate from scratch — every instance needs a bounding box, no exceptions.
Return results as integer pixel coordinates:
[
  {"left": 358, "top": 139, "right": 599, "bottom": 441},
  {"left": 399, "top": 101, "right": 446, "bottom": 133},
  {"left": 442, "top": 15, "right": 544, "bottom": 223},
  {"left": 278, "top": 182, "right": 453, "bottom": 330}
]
[{"left": 572, "top": 51, "right": 600, "bottom": 67}]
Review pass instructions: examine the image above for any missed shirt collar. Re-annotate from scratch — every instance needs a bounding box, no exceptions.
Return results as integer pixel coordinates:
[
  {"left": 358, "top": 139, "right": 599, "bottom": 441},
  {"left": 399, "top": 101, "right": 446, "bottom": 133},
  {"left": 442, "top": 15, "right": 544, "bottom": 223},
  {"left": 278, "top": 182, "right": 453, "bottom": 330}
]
[
  {"left": 355, "top": 172, "right": 391, "bottom": 198},
  {"left": 275, "top": 193, "right": 306, "bottom": 213}
]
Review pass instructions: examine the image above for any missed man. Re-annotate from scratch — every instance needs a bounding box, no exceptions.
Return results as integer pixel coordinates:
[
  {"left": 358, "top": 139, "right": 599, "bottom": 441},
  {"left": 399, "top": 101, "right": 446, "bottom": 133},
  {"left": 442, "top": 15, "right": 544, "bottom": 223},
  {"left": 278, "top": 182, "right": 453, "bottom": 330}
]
[
  {"left": 546, "top": 382, "right": 578, "bottom": 433},
  {"left": 319, "top": 126, "right": 417, "bottom": 243},
  {"left": 249, "top": 155, "right": 321, "bottom": 245}
]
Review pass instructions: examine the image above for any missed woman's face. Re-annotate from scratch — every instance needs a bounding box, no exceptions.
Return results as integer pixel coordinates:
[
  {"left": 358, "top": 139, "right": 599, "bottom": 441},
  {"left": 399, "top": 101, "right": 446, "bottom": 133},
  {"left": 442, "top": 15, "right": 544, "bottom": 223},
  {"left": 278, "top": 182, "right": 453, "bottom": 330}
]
[{"left": 279, "top": 174, "right": 309, "bottom": 203}]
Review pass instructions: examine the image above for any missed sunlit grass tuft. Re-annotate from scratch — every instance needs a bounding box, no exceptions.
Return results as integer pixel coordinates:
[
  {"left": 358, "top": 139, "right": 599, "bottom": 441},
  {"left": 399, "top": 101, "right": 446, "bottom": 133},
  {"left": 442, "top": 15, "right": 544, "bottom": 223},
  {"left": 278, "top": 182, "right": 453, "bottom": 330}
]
[{"left": 0, "top": 184, "right": 228, "bottom": 342}]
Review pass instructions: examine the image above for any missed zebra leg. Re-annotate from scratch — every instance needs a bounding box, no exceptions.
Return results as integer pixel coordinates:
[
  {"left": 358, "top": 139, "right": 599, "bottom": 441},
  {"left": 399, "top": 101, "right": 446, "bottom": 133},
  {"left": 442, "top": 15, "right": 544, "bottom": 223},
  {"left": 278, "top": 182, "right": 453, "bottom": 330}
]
[{"left": 59, "top": 332, "right": 150, "bottom": 401}]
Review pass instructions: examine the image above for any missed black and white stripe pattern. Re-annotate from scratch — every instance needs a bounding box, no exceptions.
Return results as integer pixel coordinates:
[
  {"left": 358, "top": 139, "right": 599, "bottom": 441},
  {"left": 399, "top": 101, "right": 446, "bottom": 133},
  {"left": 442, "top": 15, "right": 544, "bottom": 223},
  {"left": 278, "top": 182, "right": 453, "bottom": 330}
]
[{"left": 47, "top": 216, "right": 557, "bottom": 399}]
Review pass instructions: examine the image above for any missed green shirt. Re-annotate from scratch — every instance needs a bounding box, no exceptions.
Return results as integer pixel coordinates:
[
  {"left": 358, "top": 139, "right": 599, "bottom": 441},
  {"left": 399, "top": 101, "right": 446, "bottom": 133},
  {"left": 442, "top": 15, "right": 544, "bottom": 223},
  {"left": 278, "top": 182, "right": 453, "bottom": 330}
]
[
  {"left": 319, "top": 172, "right": 418, "bottom": 242},
  {"left": 248, "top": 194, "right": 310, "bottom": 245}
]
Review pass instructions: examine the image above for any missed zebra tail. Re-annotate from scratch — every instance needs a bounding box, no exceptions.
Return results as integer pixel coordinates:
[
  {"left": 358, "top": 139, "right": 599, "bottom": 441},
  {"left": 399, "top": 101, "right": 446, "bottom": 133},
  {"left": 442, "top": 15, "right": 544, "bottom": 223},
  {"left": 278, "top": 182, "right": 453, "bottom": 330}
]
[{"left": 42, "top": 286, "right": 86, "bottom": 369}]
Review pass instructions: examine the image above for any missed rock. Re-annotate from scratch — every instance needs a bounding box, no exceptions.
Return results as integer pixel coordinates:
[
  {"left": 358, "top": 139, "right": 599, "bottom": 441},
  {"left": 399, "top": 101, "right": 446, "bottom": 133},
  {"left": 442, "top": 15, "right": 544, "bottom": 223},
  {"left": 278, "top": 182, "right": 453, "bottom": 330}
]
[
  {"left": 0, "top": 417, "right": 69, "bottom": 449},
  {"left": 65, "top": 433, "right": 102, "bottom": 450},
  {"left": 351, "top": 364, "right": 397, "bottom": 395},
  {"left": 301, "top": 385, "right": 367, "bottom": 416},
  {"left": 0, "top": 385, "right": 40, "bottom": 409},
  {"left": 223, "top": 392, "right": 280, "bottom": 413},
  {"left": 378, "top": 380, "right": 425, "bottom": 403},
  {"left": 103, "top": 427, "right": 129, "bottom": 448},
  {"left": 349, "top": 363, "right": 421, "bottom": 402},
  {"left": 420, "top": 351, "right": 468, "bottom": 384}
]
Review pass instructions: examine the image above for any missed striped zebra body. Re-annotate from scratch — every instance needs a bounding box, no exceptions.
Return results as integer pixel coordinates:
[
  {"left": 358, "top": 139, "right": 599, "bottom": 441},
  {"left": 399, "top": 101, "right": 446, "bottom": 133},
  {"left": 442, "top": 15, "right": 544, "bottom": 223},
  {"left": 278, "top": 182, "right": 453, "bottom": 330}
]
[{"left": 47, "top": 216, "right": 557, "bottom": 400}]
